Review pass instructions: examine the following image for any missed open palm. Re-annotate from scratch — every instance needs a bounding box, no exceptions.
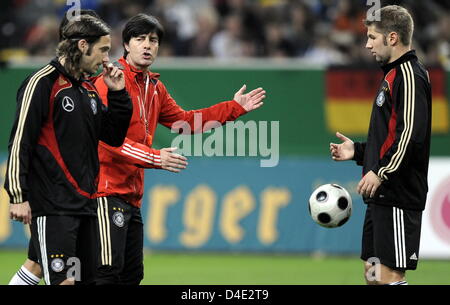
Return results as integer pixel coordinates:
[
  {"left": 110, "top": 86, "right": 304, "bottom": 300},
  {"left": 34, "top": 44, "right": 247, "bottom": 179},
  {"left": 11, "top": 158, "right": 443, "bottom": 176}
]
[
  {"left": 233, "top": 85, "right": 266, "bottom": 112},
  {"left": 330, "top": 132, "right": 355, "bottom": 161}
]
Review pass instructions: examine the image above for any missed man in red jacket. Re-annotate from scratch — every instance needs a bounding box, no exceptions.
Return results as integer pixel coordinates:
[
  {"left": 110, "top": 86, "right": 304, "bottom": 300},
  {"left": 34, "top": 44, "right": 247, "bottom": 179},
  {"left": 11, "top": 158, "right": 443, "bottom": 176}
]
[{"left": 93, "top": 13, "right": 266, "bottom": 284}]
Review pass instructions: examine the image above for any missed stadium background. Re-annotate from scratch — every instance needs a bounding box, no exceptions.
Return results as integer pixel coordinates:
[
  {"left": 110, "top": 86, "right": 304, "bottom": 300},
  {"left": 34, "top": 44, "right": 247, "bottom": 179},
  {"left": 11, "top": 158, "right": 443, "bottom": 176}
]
[{"left": 0, "top": 0, "right": 449, "bottom": 284}]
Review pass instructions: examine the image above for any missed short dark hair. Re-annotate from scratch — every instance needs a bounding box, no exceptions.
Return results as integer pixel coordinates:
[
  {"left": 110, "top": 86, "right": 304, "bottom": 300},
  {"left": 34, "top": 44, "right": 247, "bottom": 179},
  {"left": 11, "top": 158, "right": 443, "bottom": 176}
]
[
  {"left": 364, "top": 5, "right": 414, "bottom": 47},
  {"left": 59, "top": 9, "right": 100, "bottom": 41},
  {"left": 122, "top": 14, "right": 164, "bottom": 57},
  {"left": 57, "top": 15, "right": 110, "bottom": 76}
]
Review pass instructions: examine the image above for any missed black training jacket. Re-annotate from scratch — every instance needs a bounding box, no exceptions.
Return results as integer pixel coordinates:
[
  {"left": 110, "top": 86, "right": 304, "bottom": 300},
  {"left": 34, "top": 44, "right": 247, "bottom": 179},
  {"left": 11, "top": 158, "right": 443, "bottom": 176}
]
[
  {"left": 4, "top": 58, "right": 132, "bottom": 216},
  {"left": 353, "top": 50, "right": 432, "bottom": 211}
]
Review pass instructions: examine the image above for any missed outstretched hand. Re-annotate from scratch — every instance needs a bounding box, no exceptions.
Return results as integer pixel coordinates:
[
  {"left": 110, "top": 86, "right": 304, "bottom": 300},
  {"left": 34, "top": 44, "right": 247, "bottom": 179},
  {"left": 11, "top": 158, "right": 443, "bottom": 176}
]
[
  {"left": 160, "top": 147, "right": 188, "bottom": 173},
  {"left": 233, "top": 84, "right": 266, "bottom": 112},
  {"left": 330, "top": 132, "right": 355, "bottom": 161}
]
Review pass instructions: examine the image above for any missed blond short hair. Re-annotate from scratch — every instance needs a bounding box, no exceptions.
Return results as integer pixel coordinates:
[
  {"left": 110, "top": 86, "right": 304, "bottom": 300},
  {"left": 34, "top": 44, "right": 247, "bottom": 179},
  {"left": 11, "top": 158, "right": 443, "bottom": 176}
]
[{"left": 364, "top": 5, "right": 414, "bottom": 46}]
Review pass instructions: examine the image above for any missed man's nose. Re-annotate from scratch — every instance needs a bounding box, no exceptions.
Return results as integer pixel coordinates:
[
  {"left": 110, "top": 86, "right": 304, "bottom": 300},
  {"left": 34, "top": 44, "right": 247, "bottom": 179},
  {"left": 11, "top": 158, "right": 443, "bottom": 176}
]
[
  {"left": 143, "top": 38, "right": 151, "bottom": 49},
  {"left": 366, "top": 40, "right": 372, "bottom": 49}
]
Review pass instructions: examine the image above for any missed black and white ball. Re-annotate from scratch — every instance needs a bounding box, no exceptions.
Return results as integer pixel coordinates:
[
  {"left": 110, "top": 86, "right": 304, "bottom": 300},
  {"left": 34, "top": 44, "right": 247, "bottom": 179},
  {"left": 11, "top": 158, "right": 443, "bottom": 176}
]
[{"left": 308, "top": 184, "right": 352, "bottom": 228}]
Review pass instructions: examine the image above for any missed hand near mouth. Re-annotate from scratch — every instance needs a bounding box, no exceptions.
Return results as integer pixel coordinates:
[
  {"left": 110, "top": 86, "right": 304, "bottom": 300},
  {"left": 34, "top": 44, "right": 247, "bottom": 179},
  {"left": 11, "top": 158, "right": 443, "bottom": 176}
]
[{"left": 103, "top": 62, "right": 125, "bottom": 91}]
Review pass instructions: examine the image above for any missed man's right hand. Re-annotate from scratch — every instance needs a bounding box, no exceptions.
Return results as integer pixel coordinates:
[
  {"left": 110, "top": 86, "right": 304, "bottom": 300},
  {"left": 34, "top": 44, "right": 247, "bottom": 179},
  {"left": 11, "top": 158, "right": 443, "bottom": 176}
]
[
  {"left": 103, "top": 63, "right": 125, "bottom": 91},
  {"left": 330, "top": 132, "right": 355, "bottom": 161},
  {"left": 160, "top": 147, "right": 188, "bottom": 173},
  {"left": 233, "top": 84, "right": 266, "bottom": 112},
  {"left": 10, "top": 201, "right": 32, "bottom": 225}
]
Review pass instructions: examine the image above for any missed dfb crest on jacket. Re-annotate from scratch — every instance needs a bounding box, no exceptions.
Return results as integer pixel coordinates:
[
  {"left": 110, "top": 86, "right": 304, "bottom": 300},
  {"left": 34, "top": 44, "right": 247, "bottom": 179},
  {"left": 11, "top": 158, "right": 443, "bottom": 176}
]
[
  {"left": 90, "top": 98, "right": 97, "bottom": 115},
  {"left": 376, "top": 91, "right": 385, "bottom": 107}
]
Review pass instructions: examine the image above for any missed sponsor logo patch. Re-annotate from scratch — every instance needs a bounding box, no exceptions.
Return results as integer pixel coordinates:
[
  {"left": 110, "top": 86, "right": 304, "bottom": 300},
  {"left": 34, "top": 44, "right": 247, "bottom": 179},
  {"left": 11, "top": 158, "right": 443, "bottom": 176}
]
[{"left": 62, "top": 96, "right": 75, "bottom": 112}]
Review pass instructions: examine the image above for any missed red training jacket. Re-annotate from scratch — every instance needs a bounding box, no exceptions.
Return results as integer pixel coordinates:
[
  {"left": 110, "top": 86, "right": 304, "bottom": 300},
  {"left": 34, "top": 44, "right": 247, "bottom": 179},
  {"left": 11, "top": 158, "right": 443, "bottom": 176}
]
[{"left": 94, "top": 57, "right": 247, "bottom": 208}]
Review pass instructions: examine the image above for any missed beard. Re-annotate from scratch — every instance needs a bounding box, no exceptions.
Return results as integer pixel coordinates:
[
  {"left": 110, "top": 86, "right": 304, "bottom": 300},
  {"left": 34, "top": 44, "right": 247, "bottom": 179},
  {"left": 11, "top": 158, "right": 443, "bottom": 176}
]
[
  {"left": 373, "top": 49, "right": 391, "bottom": 66},
  {"left": 376, "top": 55, "right": 390, "bottom": 66},
  {"left": 377, "top": 36, "right": 391, "bottom": 65}
]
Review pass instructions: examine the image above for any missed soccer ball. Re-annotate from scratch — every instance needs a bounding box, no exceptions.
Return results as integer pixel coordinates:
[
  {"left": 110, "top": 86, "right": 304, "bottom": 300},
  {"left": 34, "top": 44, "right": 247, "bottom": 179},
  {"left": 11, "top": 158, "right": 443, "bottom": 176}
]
[{"left": 308, "top": 183, "right": 352, "bottom": 228}]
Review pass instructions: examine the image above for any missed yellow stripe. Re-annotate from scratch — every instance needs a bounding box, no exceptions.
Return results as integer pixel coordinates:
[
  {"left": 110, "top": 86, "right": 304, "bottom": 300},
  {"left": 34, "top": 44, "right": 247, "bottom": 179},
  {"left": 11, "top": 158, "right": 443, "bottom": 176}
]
[
  {"left": 432, "top": 97, "right": 449, "bottom": 133},
  {"left": 325, "top": 98, "right": 448, "bottom": 134},
  {"left": 8, "top": 65, "right": 54, "bottom": 203},
  {"left": 325, "top": 102, "right": 372, "bottom": 134},
  {"left": 379, "top": 62, "right": 415, "bottom": 180}
]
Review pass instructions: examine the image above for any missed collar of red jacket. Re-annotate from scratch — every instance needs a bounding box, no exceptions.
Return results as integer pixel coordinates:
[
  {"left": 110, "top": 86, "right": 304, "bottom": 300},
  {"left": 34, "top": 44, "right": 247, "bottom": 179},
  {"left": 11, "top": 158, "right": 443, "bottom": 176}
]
[{"left": 118, "top": 57, "right": 160, "bottom": 82}]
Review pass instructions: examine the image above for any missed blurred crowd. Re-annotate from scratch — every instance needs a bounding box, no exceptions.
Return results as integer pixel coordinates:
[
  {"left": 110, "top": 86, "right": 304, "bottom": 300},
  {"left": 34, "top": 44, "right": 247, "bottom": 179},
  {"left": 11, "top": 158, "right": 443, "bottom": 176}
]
[{"left": 1, "top": 0, "right": 449, "bottom": 67}]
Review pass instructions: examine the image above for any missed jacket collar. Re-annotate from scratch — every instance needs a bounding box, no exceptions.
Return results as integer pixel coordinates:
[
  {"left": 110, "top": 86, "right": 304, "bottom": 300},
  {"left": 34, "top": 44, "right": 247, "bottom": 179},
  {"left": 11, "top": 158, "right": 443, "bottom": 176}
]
[
  {"left": 381, "top": 50, "right": 417, "bottom": 74},
  {"left": 118, "top": 57, "right": 160, "bottom": 83},
  {"left": 50, "top": 57, "right": 84, "bottom": 85}
]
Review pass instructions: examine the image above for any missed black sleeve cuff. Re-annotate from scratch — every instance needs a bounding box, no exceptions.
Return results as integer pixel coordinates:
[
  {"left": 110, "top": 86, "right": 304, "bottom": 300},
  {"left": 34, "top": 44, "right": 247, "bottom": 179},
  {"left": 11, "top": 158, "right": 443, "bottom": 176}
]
[
  {"left": 107, "top": 88, "right": 128, "bottom": 97},
  {"left": 352, "top": 142, "right": 365, "bottom": 166}
]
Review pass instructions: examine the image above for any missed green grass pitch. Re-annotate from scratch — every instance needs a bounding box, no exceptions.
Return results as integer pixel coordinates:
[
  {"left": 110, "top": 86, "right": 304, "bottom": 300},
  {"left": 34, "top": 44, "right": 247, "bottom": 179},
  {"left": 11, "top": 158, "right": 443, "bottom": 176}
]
[{"left": 0, "top": 249, "right": 449, "bottom": 285}]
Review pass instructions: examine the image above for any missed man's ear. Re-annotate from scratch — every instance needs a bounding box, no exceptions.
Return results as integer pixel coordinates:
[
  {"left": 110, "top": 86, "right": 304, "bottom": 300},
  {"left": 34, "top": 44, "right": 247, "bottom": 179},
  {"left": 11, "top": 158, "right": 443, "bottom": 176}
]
[
  {"left": 388, "top": 32, "right": 399, "bottom": 46},
  {"left": 124, "top": 42, "right": 130, "bottom": 53},
  {"left": 78, "top": 39, "right": 89, "bottom": 54}
]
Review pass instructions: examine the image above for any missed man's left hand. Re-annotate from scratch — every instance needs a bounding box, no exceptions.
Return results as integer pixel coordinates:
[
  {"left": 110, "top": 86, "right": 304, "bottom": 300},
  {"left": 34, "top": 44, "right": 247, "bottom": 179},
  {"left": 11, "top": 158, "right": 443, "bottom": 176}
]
[
  {"left": 357, "top": 171, "right": 382, "bottom": 198},
  {"left": 233, "top": 84, "right": 266, "bottom": 112}
]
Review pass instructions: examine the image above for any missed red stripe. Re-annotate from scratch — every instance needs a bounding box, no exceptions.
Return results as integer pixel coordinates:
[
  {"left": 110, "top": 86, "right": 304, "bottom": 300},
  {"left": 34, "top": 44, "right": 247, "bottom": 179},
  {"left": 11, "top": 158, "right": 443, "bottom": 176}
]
[
  {"left": 380, "top": 103, "right": 398, "bottom": 159},
  {"left": 380, "top": 69, "right": 397, "bottom": 158},
  {"left": 384, "top": 68, "right": 396, "bottom": 98},
  {"left": 37, "top": 78, "right": 93, "bottom": 199}
]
